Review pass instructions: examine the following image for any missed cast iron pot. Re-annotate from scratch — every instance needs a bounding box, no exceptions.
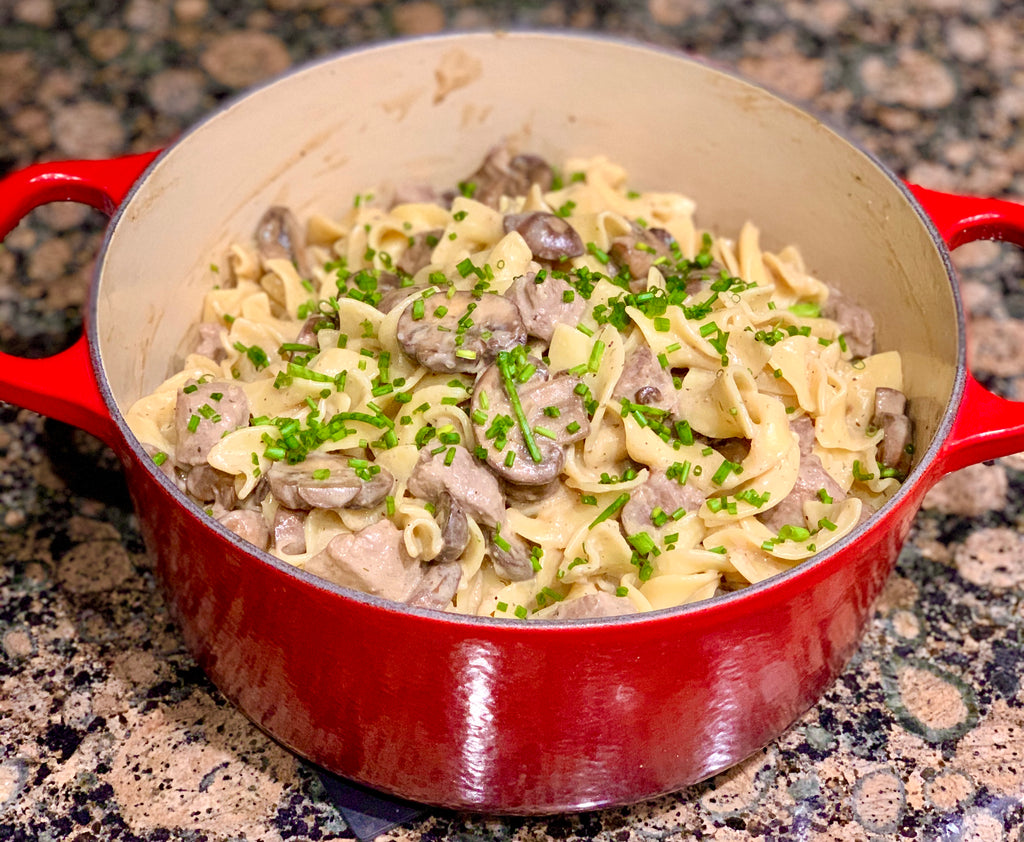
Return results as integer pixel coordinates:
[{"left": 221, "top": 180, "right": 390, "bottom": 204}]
[{"left": 3, "top": 32, "right": 1024, "bottom": 815}]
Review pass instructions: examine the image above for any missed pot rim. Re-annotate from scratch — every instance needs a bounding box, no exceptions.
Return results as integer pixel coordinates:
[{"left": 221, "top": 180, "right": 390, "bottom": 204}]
[{"left": 88, "top": 29, "right": 969, "bottom": 631}]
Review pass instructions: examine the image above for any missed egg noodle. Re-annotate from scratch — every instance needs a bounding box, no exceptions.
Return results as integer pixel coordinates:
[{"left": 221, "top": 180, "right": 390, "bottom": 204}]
[{"left": 126, "top": 152, "right": 909, "bottom": 619}]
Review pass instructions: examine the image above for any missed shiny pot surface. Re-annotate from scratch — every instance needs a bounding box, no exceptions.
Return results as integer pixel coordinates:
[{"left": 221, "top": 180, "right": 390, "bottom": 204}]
[{"left": 3, "top": 32, "right": 1024, "bottom": 814}]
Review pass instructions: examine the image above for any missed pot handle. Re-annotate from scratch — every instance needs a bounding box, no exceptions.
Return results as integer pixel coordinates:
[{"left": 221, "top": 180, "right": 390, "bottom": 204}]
[
  {"left": 0, "top": 151, "right": 159, "bottom": 447},
  {"left": 908, "top": 183, "right": 1024, "bottom": 474}
]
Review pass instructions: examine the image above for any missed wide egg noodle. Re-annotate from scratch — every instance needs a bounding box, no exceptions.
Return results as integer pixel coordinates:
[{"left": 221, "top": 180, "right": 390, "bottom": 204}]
[{"left": 261, "top": 258, "right": 311, "bottom": 317}]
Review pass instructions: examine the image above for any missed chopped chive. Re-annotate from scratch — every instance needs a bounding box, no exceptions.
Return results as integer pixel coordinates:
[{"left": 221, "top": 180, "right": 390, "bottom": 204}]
[
  {"left": 852, "top": 460, "right": 875, "bottom": 481},
  {"left": 590, "top": 493, "right": 629, "bottom": 528},
  {"left": 586, "top": 242, "right": 610, "bottom": 264},
  {"left": 777, "top": 524, "right": 811, "bottom": 542},
  {"left": 497, "top": 349, "right": 543, "bottom": 463},
  {"left": 627, "top": 531, "right": 656, "bottom": 555},
  {"left": 711, "top": 460, "right": 740, "bottom": 486},
  {"left": 788, "top": 301, "right": 821, "bottom": 318}
]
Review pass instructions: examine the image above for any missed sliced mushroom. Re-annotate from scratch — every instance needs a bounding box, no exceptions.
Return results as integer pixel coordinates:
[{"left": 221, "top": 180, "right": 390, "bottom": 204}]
[
  {"left": 502, "top": 212, "right": 584, "bottom": 262},
  {"left": 713, "top": 437, "right": 751, "bottom": 465},
  {"left": 376, "top": 282, "right": 427, "bottom": 314},
  {"left": 397, "top": 229, "right": 443, "bottom": 276},
  {"left": 680, "top": 259, "right": 730, "bottom": 298},
  {"left": 255, "top": 206, "right": 311, "bottom": 279},
  {"left": 407, "top": 445, "right": 505, "bottom": 529},
  {"left": 267, "top": 456, "right": 394, "bottom": 511},
  {"left": 546, "top": 591, "right": 635, "bottom": 619},
  {"left": 405, "top": 561, "right": 462, "bottom": 610},
  {"left": 487, "top": 523, "right": 535, "bottom": 582},
  {"left": 294, "top": 310, "right": 339, "bottom": 350},
  {"left": 609, "top": 224, "right": 676, "bottom": 283},
  {"left": 174, "top": 380, "right": 250, "bottom": 466},
  {"left": 465, "top": 146, "right": 554, "bottom": 209},
  {"left": 505, "top": 271, "right": 586, "bottom": 342},
  {"left": 500, "top": 477, "right": 561, "bottom": 507},
  {"left": 876, "top": 414, "right": 913, "bottom": 473},
  {"left": 218, "top": 509, "right": 270, "bottom": 551},
  {"left": 396, "top": 290, "right": 526, "bottom": 374},
  {"left": 273, "top": 507, "right": 307, "bottom": 555},
  {"left": 611, "top": 346, "right": 677, "bottom": 414},
  {"left": 431, "top": 492, "right": 471, "bottom": 564},
  {"left": 872, "top": 387, "right": 913, "bottom": 473},
  {"left": 470, "top": 361, "right": 590, "bottom": 486},
  {"left": 305, "top": 519, "right": 423, "bottom": 601},
  {"left": 185, "top": 464, "right": 239, "bottom": 510}
]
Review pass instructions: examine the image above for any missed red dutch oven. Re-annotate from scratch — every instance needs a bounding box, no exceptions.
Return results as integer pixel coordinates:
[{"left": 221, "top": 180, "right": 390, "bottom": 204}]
[{"left": 3, "top": 33, "right": 1024, "bottom": 814}]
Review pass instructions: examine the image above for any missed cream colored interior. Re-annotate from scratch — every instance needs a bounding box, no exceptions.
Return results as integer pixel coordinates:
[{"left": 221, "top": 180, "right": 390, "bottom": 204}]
[{"left": 95, "top": 32, "right": 960, "bottom": 458}]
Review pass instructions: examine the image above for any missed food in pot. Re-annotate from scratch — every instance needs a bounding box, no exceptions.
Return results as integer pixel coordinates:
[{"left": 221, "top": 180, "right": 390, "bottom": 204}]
[{"left": 126, "top": 148, "right": 913, "bottom": 619}]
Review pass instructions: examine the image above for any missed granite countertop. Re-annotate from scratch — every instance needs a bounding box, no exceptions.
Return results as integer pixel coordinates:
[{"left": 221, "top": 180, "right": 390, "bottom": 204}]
[{"left": 2, "top": 1, "right": 1024, "bottom": 840}]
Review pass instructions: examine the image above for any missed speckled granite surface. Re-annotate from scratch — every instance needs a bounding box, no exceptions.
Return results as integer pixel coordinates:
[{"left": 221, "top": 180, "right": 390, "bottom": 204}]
[{"left": 2, "top": 1, "right": 1024, "bottom": 840}]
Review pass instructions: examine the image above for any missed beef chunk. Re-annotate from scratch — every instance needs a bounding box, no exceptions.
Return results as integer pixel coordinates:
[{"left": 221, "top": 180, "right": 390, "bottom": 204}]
[
  {"left": 396, "top": 290, "right": 526, "bottom": 374},
  {"left": 823, "top": 291, "right": 875, "bottom": 358},
  {"left": 305, "top": 519, "right": 423, "bottom": 601},
  {"left": 407, "top": 445, "right": 506, "bottom": 529},
  {"left": 174, "top": 380, "right": 250, "bottom": 466},
  {"left": 505, "top": 271, "right": 586, "bottom": 342}
]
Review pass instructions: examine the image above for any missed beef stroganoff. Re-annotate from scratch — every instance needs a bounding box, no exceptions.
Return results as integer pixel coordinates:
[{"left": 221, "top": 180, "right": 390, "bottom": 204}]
[{"left": 126, "top": 148, "right": 913, "bottom": 619}]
